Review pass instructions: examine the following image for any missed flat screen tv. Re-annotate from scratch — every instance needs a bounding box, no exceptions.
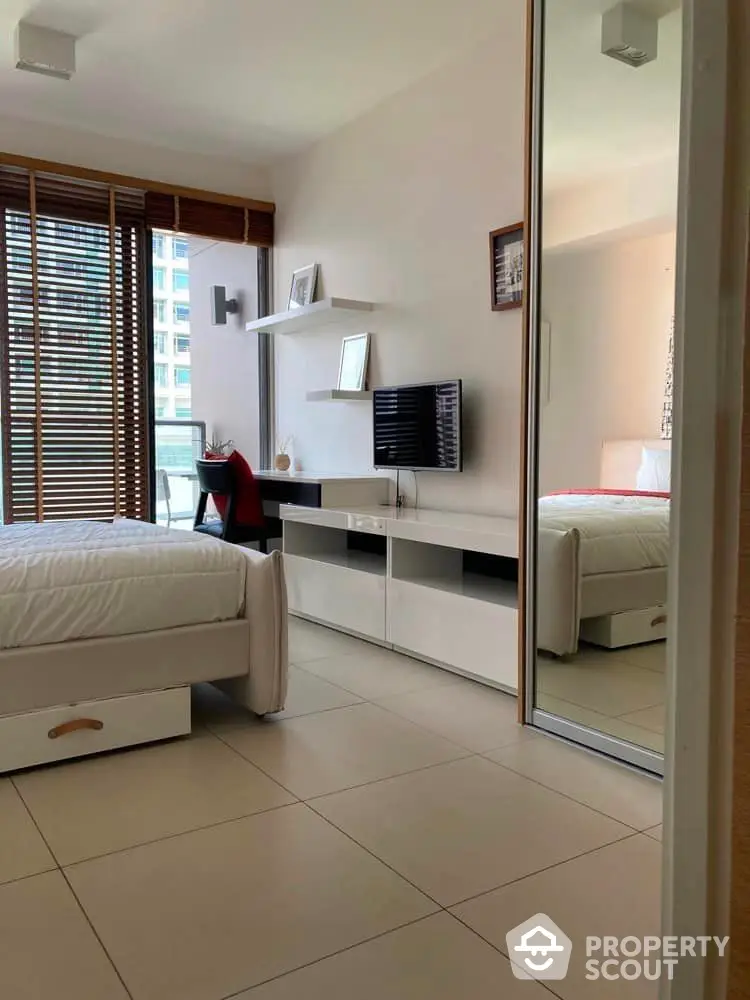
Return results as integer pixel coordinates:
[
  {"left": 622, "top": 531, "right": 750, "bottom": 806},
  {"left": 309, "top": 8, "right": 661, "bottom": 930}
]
[{"left": 373, "top": 380, "right": 463, "bottom": 472}]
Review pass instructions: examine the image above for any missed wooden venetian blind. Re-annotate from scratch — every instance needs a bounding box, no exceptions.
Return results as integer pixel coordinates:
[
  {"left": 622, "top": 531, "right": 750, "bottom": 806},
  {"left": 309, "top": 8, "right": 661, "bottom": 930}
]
[
  {"left": 145, "top": 191, "right": 274, "bottom": 248},
  {"left": 0, "top": 166, "right": 150, "bottom": 522}
]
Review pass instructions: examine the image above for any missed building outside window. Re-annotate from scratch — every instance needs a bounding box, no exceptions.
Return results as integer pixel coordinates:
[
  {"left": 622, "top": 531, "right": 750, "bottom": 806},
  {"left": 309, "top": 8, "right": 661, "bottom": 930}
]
[
  {"left": 151, "top": 232, "right": 191, "bottom": 421},
  {"left": 155, "top": 363, "right": 168, "bottom": 388},
  {"left": 173, "top": 302, "right": 190, "bottom": 324}
]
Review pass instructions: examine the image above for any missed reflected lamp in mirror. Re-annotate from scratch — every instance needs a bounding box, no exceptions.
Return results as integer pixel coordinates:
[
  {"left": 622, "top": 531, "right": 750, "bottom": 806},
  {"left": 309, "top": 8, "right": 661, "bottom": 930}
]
[{"left": 337, "top": 333, "right": 371, "bottom": 392}]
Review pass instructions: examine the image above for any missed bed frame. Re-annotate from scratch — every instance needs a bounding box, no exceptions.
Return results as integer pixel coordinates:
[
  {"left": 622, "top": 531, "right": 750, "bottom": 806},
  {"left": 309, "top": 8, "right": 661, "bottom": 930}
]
[{"left": 0, "top": 548, "right": 288, "bottom": 773}]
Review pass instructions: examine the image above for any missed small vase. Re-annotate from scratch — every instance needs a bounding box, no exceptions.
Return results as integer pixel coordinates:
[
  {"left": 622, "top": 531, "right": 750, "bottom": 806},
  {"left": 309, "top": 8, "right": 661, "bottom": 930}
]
[{"left": 274, "top": 453, "right": 291, "bottom": 472}]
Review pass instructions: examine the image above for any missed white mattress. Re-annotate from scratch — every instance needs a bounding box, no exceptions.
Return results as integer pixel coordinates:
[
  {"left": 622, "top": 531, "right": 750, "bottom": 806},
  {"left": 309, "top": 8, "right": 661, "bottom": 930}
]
[
  {"left": 538, "top": 493, "right": 670, "bottom": 576},
  {"left": 0, "top": 519, "right": 247, "bottom": 651}
]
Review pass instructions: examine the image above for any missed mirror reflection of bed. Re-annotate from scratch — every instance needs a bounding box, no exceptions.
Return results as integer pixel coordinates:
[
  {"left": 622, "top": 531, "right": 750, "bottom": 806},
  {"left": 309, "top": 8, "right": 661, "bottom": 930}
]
[{"left": 536, "top": 440, "right": 671, "bottom": 755}]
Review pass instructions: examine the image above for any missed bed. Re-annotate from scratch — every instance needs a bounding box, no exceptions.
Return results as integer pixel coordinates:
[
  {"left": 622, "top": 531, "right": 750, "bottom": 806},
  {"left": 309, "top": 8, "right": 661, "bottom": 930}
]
[
  {"left": 0, "top": 519, "right": 288, "bottom": 772},
  {"left": 537, "top": 439, "right": 671, "bottom": 656}
]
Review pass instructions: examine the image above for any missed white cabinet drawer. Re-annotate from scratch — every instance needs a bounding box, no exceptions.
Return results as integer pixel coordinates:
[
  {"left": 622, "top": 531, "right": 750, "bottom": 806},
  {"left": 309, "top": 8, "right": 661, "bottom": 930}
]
[
  {"left": 285, "top": 554, "right": 386, "bottom": 640},
  {"left": 388, "top": 579, "right": 518, "bottom": 691},
  {"left": 0, "top": 687, "right": 191, "bottom": 773}
]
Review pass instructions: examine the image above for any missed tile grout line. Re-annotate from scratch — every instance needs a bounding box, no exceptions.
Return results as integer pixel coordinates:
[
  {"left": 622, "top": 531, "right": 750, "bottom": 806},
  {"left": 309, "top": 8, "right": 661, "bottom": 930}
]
[
  {"left": 478, "top": 754, "right": 662, "bottom": 834},
  {"left": 447, "top": 829, "right": 644, "bottom": 911},
  {"left": 60, "top": 866, "right": 136, "bottom": 1000},
  {"left": 60, "top": 798, "right": 300, "bottom": 871},
  {"left": 10, "top": 776, "right": 135, "bottom": 1000},
  {"left": 211, "top": 723, "right": 472, "bottom": 805},
  {"left": 217, "top": 912, "right": 443, "bottom": 1000}
]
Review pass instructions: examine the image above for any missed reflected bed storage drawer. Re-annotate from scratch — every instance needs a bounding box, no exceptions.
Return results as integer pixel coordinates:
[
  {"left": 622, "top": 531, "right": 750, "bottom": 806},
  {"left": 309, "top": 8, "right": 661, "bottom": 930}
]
[
  {"left": 0, "top": 687, "right": 191, "bottom": 773},
  {"left": 579, "top": 605, "right": 667, "bottom": 649}
]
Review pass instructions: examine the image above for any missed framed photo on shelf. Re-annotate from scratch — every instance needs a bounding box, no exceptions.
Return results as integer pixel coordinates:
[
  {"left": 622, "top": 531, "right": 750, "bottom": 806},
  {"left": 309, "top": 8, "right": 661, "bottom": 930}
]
[
  {"left": 490, "top": 223, "right": 524, "bottom": 311},
  {"left": 288, "top": 263, "right": 319, "bottom": 310},
  {"left": 337, "top": 333, "right": 371, "bottom": 391}
]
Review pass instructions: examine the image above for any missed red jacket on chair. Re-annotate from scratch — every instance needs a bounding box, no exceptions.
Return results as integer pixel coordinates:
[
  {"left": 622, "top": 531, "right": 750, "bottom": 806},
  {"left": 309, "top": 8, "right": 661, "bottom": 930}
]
[{"left": 204, "top": 450, "right": 265, "bottom": 527}]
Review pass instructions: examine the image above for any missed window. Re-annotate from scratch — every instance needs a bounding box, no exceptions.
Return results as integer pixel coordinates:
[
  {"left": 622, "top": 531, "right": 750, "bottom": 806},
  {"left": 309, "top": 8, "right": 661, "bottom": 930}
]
[
  {"left": 173, "top": 334, "right": 190, "bottom": 354},
  {"left": 153, "top": 266, "right": 166, "bottom": 291},
  {"left": 173, "top": 302, "right": 190, "bottom": 324},
  {"left": 173, "top": 238, "right": 188, "bottom": 259},
  {"left": 174, "top": 366, "right": 191, "bottom": 387},
  {"left": 152, "top": 233, "right": 166, "bottom": 258},
  {"left": 172, "top": 269, "right": 189, "bottom": 293},
  {"left": 155, "top": 364, "right": 169, "bottom": 388},
  {"left": 154, "top": 333, "right": 167, "bottom": 355},
  {"left": 175, "top": 407, "right": 192, "bottom": 420},
  {"left": 154, "top": 299, "right": 166, "bottom": 324},
  {"left": 154, "top": 405, "right": 167, "bottom": 419},
  {"left": 0, "top": 171, "right": 150, "bottom": 522}
]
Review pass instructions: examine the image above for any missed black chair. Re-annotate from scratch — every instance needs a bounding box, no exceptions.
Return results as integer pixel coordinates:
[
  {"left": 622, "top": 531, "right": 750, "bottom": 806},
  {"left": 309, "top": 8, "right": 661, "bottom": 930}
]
[{"left": 193, "top": 459, "right": 276, "bottom": 551}]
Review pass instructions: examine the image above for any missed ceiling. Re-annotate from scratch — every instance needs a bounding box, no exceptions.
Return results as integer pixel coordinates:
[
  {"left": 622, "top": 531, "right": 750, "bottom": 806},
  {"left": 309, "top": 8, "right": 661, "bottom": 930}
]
[
  {"left": 543, "top": 0, "right": 683, "bottom": 189},
  {"left": 1, "top": 0, "right": 682, "bottom": 184},
  {"left": 0, "top": 0, "right": 512, "bottom": 166}
]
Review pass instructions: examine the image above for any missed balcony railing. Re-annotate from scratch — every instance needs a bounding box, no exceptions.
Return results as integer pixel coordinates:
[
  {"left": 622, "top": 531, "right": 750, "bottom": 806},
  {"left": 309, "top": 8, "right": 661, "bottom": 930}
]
[{"left": 155, "top": 419, "right": 205, "bottom": 529}]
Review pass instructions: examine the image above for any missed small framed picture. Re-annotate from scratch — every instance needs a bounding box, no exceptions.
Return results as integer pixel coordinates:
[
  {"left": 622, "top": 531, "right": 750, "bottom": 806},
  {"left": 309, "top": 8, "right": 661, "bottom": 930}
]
[
  {"left": 288, "top": 263, "right": 319, "bottom": 310},
  {"left": 490, "top": 223, "right": 524, "bottom": 311},
  {"left": 337, "top": 333, "right": 371, "bottom": 392}
]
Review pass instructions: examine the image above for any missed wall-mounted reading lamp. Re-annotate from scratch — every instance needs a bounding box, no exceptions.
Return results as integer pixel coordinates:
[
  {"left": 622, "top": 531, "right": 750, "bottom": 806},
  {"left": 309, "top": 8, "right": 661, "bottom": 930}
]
[{"left": 211, "top": 285, "right": 241, "bottom": 325}]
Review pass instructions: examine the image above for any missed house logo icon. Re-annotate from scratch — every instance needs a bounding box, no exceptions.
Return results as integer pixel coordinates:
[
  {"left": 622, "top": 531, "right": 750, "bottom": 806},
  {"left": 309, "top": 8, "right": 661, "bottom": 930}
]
[{"left": 506, "top": 914, "right": 573, "bottom": 981}]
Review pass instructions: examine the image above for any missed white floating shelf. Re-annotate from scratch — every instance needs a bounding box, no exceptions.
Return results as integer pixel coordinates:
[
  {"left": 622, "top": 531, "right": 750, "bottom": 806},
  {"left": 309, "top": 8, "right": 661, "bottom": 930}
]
[
  {"left": 306, "top": 389, "right": 373, "bottom": 402},
  {"left": 245, "top": 297, "right": 375, "bottom": 335}
]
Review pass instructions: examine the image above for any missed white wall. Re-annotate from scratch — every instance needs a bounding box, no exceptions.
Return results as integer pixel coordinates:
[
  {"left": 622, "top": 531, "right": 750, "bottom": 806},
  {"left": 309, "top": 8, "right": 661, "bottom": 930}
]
[
  {"left": 539, "top": 230, "right": 676, "bottom": 494},
  {"left": 189, "top": 238, "right": 261, "bottom": 468},
  {"left": 271, "top": 29, "right": 526, "bottom": 515},
  {"left": 0, "top": 113, "right": 271, "bottom": 201},
  {"left": 543, "top": 156, "right": 679, "bottom": 253}
]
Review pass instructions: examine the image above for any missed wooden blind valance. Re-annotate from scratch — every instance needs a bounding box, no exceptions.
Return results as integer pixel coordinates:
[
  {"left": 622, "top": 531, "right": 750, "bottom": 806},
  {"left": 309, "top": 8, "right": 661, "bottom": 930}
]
[
  {"left": 0, "top": 165, "right": 150, "bottom": 522},
  {"left": 144, "top": 191, "right": 274, "bottom": 247}
]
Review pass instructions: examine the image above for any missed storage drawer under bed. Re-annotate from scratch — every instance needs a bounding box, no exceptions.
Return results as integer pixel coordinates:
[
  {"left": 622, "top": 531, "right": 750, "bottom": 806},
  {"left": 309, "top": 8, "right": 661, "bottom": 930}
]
[{"left": 0, "top": 686, "right": 191, "bottom": 773}]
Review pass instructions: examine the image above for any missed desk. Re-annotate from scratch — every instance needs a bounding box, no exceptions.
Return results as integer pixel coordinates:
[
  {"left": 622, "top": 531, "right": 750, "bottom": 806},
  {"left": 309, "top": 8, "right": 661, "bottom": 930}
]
[{"left": 254, "top": 472, "right": 389, "bottom": 515}]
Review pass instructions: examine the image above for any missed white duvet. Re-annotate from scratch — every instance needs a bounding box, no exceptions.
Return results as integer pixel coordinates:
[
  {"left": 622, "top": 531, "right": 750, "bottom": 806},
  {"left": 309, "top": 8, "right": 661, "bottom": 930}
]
[
  {"left": 538, "top": 493, "right": 670, "bottom": 576},
  {"left": 0, "top": 519, "right": 246, "bottom": 651}
]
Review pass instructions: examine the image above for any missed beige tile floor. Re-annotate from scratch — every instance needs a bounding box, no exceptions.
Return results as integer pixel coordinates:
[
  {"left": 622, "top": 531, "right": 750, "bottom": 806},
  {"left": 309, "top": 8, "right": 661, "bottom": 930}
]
[
  {"left": 537, "top": 640, "right": 667, "bottom": 754},
  {"left": 0, "top": 616, "right": 663, "bottom": 1000}
]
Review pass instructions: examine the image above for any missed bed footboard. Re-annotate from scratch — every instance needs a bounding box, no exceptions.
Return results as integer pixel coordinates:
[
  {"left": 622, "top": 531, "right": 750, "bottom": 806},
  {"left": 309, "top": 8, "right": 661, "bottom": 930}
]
[{"left": 536, "top": 527, "right": 581, "bottom": 657}]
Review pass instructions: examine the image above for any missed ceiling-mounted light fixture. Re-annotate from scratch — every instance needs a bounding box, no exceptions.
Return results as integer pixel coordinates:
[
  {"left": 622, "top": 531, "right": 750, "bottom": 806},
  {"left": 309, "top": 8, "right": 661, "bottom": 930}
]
[
  {"left": 15, "top": 22, "right": 76, "bottom": 80},
  {"left": 601, "top": 2, "right": 658, "bottom": 68}
]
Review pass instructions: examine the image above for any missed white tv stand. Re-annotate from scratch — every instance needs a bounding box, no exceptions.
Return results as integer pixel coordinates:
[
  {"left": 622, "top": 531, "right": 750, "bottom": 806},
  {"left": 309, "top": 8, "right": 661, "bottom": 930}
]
[{"left": 281, "top": 505, "right": 519, "bottom": 692}]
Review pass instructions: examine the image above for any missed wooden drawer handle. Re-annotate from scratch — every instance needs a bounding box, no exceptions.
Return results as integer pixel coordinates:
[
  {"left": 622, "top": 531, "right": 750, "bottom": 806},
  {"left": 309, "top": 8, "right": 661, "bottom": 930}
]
[
  {"left": 651, "top": 614, "right": 667, "bottom": 627},
  {"left": 48, "top": 718, "right": 104, "bottom": 740}
]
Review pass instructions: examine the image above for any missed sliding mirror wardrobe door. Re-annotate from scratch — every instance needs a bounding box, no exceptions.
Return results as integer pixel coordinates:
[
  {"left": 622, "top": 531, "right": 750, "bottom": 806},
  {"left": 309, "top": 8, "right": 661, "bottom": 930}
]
[{"left": 525, "top": 0, "right": 681, "bottom": 772}]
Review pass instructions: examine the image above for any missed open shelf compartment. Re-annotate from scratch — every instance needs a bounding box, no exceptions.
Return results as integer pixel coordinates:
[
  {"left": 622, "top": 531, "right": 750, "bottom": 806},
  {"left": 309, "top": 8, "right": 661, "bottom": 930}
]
[
  {"left": 390, "top": 537, "right": 518, "bottom": 607},
  {"left": 284, "top": 520, "right": 387, "bottom": 576}
]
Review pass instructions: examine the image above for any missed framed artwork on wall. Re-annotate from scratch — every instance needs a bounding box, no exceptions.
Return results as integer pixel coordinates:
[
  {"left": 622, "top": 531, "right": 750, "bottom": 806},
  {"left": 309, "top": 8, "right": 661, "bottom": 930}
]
[
  {"left": 337, "top": 333, "right": 371, "bottom": 391},
  {"left": 288, "top": 263, "right": 319, "bottom": 310},
  {"left": 490, "top": 223, "right": 524, "bottom": 311}
]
